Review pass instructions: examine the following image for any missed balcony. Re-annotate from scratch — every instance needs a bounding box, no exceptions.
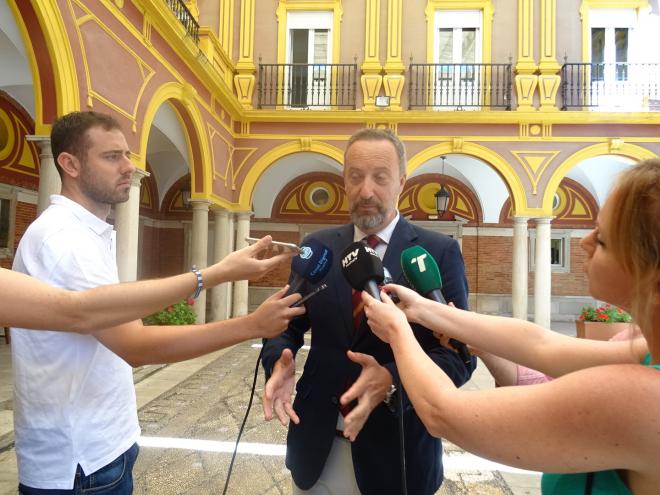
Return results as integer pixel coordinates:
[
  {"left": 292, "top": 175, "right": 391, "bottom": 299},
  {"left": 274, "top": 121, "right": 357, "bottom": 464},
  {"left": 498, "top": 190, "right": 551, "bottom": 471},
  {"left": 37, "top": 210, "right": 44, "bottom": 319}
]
[
  {"left": 165, "top": 0, "right": 199, "bottom": 43},
  {"left": 257, "top": 63, "right": 358, "bottom": 109},
  {"left": 561, "top": 62, "right": 660, "bottom": 111},
  {"left": 408, "top": 63, "right": 512, "bottom": 110}
]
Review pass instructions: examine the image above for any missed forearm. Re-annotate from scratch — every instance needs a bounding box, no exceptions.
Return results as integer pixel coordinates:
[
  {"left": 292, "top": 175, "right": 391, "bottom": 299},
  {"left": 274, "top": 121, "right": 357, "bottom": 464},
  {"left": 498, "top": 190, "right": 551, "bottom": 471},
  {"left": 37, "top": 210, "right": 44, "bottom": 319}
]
[
  {"left": 103, "top": 315, "right": 261, "bottom": 367},
  {"left": 413, "top": 302, "right": 642, "bottom": 376}
]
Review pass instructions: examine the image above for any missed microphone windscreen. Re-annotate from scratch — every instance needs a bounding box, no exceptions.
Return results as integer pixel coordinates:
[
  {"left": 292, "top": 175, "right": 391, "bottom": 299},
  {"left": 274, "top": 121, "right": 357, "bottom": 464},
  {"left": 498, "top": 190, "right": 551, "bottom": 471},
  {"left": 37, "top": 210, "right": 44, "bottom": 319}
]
[
  {"left": 292, "top": 238, "right": 333, "bottom": 284},
  {"left": 340, "top": 241, "right": 384, "bottom": 291},
  {"left": 400, "top": 245, "right": 443, "bottom": 296}
]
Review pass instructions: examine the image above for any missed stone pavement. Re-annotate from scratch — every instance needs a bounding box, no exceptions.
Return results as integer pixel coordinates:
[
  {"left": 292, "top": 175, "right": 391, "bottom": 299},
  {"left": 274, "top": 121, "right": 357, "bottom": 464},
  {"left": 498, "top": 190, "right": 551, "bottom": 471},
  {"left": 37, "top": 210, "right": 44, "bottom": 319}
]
[{"left": 0, "top": 325, "right": 580, "bottom": 494}]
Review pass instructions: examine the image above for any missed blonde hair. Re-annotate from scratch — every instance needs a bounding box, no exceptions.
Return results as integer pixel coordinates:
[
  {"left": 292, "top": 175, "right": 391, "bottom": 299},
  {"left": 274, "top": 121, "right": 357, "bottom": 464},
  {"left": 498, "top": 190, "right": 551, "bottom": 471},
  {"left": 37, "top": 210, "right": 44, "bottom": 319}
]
[{"left": 607, "top": 159, "right": 660, "bottom": 337}]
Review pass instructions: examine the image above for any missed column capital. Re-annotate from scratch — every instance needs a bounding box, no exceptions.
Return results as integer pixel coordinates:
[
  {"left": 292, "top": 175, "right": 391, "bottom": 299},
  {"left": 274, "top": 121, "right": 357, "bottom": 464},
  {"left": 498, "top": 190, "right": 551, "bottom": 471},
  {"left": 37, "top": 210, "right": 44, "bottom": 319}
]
[
  {"left": 131, "top": 168, "right": 150, "bottom": 187},
  {"left": 513, "top": 216, "right": 529, "bottom": 224},
  {"left": 235, "top": 210, "right": 253, "bottom": 220},
  {"left": 189, "top": 199, "right": 213, "bottom": 211},
  {"left": 212, "top": 206, "right": 230, "bottom": 218},
  {"left": 534, "top": 217, "right": 553, "bottom": 225},
  {"left": 25, "top": 134, "right": 50, "bottom": 143}
]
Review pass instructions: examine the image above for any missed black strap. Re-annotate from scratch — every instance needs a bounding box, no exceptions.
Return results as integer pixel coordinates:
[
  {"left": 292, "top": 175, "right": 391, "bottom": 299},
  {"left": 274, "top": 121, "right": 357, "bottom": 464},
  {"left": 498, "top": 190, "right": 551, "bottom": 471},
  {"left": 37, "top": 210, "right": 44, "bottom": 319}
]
[{"left": 584, "top": 472, "right": 594, "bottom": 495}]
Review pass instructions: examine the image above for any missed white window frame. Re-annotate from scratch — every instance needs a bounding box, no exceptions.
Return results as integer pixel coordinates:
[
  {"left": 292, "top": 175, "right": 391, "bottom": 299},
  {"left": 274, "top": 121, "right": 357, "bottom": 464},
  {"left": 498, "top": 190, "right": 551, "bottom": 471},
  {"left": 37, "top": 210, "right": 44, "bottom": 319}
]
[
  {"left": 529, "top": 229, "right": 572, "bottom": 273},
  {"left": 285, "top": 11, "right": 333, "bottom": 109},
  {"left": 433, "top": 10, "right": 483, "bottom": 110}
]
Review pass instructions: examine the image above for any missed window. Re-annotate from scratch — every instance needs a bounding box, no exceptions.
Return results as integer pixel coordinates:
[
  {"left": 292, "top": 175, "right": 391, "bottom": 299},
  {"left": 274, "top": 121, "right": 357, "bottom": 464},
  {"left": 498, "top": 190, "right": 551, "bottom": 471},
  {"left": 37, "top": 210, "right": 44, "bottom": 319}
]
[
  {"left": 286, "top": 12, "right": 333, "bottom": 108},
  {"left": 0, "top": 189, "right": 16, "bottom": 258},
  {"left": 433, "top": 10, "right": 482, "bottom": 109},
  {"left": 529, "top": 230, "right": 571, "bottom": 273}
]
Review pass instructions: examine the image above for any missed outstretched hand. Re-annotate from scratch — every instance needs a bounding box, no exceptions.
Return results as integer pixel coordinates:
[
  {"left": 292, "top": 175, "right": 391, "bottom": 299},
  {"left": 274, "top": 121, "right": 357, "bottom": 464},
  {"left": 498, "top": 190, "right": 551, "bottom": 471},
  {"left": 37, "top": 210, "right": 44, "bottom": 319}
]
[
  {"left": 340, "top": 350, "right": 393, "bottom": 442},
  {"left": 362, "top": 290, "right": 412, "bottom": 344},
  {"left": 248, "top": 286, "right": 305, "bottom": 339},
  {"left": 211, "top": 235, "right": 298, "bottom": 283},
  {"left": 263, "top": 348, "right": 300, "bottom": 426}
]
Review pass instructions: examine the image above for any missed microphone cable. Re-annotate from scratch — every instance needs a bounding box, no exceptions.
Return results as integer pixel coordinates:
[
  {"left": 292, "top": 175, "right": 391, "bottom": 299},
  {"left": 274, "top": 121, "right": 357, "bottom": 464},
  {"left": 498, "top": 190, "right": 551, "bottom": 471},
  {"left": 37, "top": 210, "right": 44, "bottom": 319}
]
[{"left": 221, "top": 344, "right": 264, "bottom": 495}]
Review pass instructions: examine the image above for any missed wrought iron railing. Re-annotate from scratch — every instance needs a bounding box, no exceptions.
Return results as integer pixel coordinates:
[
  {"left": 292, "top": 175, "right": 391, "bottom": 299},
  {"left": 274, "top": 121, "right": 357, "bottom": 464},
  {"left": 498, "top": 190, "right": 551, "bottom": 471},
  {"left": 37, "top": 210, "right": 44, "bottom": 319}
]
[
  {"left": 560, "top": 62, "right": 660, "bottom": 110},
  {"left": 258, "top": 63, "right": 358, "bottom": 109},
  {"left": 165, "top": 0, "right": 199, "bottom": 43},
  {"left": 408, "top": 63, "right": 512, "bottom": 109}
]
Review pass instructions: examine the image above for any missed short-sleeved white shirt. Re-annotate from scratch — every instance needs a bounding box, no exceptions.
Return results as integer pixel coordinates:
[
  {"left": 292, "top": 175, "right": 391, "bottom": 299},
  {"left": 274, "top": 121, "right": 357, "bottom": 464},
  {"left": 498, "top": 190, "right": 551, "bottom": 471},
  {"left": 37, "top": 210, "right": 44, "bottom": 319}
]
[{"left": 11, "top": 195, "right": 139, "bottom": 489}]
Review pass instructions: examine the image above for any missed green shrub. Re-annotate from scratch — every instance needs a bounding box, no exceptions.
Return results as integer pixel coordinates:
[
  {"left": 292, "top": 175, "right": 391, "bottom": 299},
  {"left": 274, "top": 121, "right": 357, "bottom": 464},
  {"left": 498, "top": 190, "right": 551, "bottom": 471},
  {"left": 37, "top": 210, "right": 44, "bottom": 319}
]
[{"left": 143, "top": 298, "right": 197, "bottom": 326}]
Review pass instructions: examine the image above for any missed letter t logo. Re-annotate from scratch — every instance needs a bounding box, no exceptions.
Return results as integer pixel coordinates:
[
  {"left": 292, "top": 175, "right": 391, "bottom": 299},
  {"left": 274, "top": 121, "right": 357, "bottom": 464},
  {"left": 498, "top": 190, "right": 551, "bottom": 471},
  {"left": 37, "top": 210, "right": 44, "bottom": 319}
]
[{"left": 411, "top": 253, "right": 427, "bottom": 272}]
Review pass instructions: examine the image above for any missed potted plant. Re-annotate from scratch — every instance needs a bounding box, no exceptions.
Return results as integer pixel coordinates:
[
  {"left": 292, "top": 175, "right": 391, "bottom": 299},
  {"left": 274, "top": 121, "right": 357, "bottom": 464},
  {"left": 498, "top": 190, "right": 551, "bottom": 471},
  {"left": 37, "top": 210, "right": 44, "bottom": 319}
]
[
  {"left": 143, "top": 298, "right": 197, "bottom": 326},
  {"left": 575, "top": 304, "right": 632, "bottom": 340}
]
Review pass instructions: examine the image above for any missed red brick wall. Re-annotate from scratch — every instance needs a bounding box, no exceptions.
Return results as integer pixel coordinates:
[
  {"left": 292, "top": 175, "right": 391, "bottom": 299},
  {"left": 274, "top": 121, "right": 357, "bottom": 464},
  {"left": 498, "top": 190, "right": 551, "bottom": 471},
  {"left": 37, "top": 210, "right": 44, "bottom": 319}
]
[{"left": 462, "top": 234, "right": 590, "bottom": 297}]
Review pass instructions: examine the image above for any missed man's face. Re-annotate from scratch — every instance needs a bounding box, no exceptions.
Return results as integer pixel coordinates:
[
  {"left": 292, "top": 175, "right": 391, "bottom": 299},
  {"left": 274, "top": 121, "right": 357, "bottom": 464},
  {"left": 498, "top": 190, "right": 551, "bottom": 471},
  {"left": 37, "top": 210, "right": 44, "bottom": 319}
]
[
  {"left": 343, "top": 138, "right": 405, "bottom": 233},
  {"left": 78, "top": 126, "right": 135, "bottom": 206}
]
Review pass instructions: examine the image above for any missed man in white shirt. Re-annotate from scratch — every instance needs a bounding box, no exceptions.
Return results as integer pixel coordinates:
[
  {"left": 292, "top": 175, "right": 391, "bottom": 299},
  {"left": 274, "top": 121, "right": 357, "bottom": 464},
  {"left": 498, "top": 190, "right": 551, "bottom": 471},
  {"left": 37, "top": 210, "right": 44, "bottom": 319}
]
[{"left": 11, "top": 111, "right": 304, "bottom": 494}]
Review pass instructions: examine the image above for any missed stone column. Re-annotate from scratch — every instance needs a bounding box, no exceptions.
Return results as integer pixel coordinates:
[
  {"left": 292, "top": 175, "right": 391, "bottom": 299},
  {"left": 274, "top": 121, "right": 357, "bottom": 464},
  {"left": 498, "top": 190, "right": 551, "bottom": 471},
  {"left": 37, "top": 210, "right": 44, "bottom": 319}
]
[
  {"left": 512, "top": 217, "right": 529, "bottom": 320},
  {"left": 190, "top": 199, "right": 212, "bottom": 324},
  {"left": 26, "top": 136, "right": 61, "bottom": 215},
  {"left": 534, "top": 218, "right": 552, "bottom": 328},
  {"left": 115, "top": 169, "right": 149, "bottom": 282},
  {"left": 232, "top": 211, "right": 251, "bottom": 317},
  {"left": 211, "top": 208, "right": 231, "bottom": 321}
]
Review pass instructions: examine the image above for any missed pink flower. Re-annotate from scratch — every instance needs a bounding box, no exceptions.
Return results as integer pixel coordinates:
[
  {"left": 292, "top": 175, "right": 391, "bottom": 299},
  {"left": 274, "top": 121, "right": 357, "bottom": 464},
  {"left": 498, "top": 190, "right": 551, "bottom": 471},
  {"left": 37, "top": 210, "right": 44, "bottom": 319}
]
[{"left": 187, "top": 298, "right": 195, "bottom": 306}]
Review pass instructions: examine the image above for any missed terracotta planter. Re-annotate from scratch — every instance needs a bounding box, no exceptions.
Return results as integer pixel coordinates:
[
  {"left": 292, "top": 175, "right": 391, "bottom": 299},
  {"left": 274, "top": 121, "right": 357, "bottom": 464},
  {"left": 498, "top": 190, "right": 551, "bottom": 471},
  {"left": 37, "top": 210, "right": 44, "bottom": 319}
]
[{"left": 575, "top": 321, "right": 630, "bottom": 341}]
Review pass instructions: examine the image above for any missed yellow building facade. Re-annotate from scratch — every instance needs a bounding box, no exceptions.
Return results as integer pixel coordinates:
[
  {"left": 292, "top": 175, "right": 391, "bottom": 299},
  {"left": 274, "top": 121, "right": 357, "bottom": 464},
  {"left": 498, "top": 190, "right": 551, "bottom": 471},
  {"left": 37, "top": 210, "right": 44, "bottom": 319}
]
[{"left": 1, "top": 0, "right": 659, "bottom": 324}]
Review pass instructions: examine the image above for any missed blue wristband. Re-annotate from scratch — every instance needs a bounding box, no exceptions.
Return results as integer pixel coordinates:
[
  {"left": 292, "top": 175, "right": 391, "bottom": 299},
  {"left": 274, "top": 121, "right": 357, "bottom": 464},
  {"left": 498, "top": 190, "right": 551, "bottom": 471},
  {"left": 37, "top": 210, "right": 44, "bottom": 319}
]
[{"left": 191, "top": 265, "right": 204, "bottom": 299}]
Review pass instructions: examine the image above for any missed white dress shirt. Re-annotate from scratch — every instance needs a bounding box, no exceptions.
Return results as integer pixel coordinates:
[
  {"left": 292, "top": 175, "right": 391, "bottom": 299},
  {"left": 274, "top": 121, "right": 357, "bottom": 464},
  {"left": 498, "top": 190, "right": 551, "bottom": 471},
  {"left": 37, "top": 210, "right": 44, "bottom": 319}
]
[{"left": 11, "top": 195, "right": 139, "bottom": 489}]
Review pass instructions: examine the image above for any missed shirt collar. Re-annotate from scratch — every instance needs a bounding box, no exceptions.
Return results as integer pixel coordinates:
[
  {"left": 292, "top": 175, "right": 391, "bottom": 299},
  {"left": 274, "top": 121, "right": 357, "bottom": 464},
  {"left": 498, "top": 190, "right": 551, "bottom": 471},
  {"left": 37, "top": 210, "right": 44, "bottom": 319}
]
[
  {"left": 50, "top": 195, "right": 115, "bottom": 238},
  {"left": 353, "top": 211, "right": 400, "bottom": 245}
]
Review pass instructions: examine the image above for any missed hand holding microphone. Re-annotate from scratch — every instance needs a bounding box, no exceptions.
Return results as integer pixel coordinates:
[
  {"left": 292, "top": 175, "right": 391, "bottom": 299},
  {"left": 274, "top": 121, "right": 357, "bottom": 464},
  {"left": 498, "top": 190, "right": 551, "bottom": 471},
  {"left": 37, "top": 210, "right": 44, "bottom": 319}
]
[{"left": 400, "top": 246, "right": 472, "bottom": 365}]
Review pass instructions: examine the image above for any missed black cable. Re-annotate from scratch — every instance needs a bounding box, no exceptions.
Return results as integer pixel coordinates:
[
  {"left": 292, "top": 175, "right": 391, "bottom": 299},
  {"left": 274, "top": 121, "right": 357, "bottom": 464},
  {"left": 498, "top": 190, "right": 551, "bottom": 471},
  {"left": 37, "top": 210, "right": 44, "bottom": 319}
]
[
  {"left": 221, "top": 345, "right": 264, "bottom": 495},
  {"left": 397, "top": 378, "right": 408, "bottom": 495}
]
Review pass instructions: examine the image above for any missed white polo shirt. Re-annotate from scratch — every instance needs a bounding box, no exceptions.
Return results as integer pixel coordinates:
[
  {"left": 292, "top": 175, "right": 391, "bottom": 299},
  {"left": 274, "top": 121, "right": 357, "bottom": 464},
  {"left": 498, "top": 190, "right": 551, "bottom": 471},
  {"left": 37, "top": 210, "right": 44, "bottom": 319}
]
[{"left": 11, "top": 195, "right": 139, "bottom": 489}]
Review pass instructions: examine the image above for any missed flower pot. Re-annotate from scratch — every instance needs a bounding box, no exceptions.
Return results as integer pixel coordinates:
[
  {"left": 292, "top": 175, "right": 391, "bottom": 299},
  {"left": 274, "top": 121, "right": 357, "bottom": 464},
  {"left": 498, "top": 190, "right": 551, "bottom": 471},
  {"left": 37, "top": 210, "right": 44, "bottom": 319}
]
[{"left": 575, "top": 321, "right": 630, "bottom": 341}]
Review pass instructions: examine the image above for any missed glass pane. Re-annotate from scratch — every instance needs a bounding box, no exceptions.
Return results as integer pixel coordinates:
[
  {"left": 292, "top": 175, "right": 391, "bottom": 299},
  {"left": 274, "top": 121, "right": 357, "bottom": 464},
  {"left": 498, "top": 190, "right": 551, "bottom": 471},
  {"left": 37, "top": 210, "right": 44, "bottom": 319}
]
[
  {"left": 591, "top": 28, "right": 605, "bottom": 63},
  {"left": 312, "top": 30, "right": 328, "bottom": 80},
  {"left": 461, "top": 28, "right": 476, "bottom": 63},
  {"left": 438, "top": 28, "right": 453, "bottom": 64},
  {"left": 0, "top": 198, "right": 9, "bottom": 249},
  {"left": 550, "top": 238, "right": 563, "bottom": 266},
  {"left": 615, "top": 28, "right": 628, "bottom": 81}
]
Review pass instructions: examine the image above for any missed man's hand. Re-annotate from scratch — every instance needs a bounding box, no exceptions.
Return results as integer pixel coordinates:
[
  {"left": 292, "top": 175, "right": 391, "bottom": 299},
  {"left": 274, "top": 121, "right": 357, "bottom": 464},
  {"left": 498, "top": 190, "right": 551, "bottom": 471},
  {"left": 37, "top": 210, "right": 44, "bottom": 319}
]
[
  {"left": 247, "top": 287, "right": 305, "bottom": 339},
  {"left": 263, "top": 348, "right": 300, "bottom": 426},
  {"left": 340, "top": 350, "right": 393, "bottom": 442},
  {"left": 209, "top": 235, "right": 297, "bottom": 284}
]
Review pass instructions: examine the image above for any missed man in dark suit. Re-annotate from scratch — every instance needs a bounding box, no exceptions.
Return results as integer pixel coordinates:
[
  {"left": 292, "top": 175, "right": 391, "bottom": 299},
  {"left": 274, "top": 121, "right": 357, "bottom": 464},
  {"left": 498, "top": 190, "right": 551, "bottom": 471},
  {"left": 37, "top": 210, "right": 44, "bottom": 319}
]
[{"left": 262, "top": 128, "right": 475, "bottom": 495}]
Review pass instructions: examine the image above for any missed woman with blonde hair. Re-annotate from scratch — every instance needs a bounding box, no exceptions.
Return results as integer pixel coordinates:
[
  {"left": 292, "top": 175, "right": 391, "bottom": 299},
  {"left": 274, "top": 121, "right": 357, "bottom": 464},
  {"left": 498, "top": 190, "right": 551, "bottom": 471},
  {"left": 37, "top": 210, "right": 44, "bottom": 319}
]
[{"left": 363, "top": 159, "right": 660, "bottom": 494}]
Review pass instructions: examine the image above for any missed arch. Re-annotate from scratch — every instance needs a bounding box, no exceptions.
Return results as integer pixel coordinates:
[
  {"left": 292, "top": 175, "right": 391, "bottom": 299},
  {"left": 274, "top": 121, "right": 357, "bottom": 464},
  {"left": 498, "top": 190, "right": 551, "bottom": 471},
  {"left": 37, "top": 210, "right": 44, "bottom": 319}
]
[
  {"left": 239, "top": 140, "right": 344, "bottom": 210},
  {"left": 10, "top": 0, "right": 79, "bottom": 129},
  {"left": 406, "top": 142, "right": 527, "bottom": 214},
  {"left": 543, "top": 143, "right": 657, "bottom": 211},
  {"left": 139, "top": 82, "right": 212, "bottom": 199}
]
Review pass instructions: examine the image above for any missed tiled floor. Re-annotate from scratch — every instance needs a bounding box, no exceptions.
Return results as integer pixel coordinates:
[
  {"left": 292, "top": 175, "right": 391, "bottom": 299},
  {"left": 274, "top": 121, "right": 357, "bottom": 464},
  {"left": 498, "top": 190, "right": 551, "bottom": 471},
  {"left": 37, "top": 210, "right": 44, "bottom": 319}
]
[{"left": 0, "top": 322, "right": 577, "bottom": 494}]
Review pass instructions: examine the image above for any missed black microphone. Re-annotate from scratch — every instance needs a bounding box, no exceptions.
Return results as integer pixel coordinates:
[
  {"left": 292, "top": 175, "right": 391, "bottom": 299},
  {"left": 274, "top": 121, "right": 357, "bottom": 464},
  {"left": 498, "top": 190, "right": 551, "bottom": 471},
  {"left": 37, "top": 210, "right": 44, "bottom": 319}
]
[
  {"left": 340, "top": 241, "right": 384, "bottom": 300},
  {"left": 400, "top": 245, "right": 472, "bottom": 365},
  {"left": 287, "top": 239, "right": 333, "bottom": 296}
]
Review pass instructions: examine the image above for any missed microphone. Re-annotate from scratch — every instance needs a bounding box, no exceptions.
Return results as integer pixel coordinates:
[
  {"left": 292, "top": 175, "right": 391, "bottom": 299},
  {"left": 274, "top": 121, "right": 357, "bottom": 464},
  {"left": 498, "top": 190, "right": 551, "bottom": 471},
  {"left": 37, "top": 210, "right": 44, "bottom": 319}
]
[
  {"left": 287, "top": 239, "right": 333, "bottom": 295},
  {"left": 340, "top": 241, "right": 384, "bottom": 300},
  {"left": 400, "top": 245, "right": 472, "bottom": 365}
]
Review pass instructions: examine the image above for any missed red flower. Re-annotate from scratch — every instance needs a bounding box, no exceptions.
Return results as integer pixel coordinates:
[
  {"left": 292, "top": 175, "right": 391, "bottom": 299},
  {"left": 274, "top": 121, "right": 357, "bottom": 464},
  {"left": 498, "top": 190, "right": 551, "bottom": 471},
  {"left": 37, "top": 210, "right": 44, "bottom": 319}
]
[{"left": 187, "top": 298, "right": 195, "bottom": 306}]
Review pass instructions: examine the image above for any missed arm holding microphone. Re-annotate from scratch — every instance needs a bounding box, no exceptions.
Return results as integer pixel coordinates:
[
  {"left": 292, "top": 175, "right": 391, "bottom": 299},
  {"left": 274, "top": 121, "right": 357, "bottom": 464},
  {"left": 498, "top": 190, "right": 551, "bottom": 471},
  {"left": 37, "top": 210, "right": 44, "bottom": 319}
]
[{"left": 370, "top": 284, "right": 646, "bottom": 379}]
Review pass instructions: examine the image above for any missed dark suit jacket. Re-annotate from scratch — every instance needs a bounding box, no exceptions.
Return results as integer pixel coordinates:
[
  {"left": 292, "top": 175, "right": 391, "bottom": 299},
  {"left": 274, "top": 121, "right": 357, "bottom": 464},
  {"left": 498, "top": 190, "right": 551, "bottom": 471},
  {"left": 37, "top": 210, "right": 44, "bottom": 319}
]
[{"left": 262, "top": 217, "right": 474, "bottom": 495}]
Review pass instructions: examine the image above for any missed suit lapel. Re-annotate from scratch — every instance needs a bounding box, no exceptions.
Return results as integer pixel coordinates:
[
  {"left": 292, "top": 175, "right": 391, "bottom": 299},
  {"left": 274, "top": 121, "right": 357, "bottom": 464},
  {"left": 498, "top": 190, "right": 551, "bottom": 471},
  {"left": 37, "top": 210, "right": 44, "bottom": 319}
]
[{"left": 330, "top": 224, "right": 356, "bottom": 340}]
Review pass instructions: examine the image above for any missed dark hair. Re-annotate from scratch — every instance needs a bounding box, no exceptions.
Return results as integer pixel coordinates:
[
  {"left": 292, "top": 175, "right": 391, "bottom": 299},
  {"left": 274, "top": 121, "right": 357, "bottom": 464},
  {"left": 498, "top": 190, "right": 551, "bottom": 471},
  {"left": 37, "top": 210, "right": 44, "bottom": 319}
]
[
  {"left": 345, "top": 128, "right": 407, "bottom": 174},
  {"left": 51, "top": 111, "right": 122, "bottom": 177}
]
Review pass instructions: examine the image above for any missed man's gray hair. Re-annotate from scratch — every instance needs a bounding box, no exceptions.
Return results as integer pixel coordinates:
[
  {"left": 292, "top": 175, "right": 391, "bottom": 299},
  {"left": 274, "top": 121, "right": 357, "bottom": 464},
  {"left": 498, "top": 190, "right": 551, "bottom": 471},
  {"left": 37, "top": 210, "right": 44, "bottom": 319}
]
[{"left": 345, "top": 128, "right": 407, "bottom": 174}]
